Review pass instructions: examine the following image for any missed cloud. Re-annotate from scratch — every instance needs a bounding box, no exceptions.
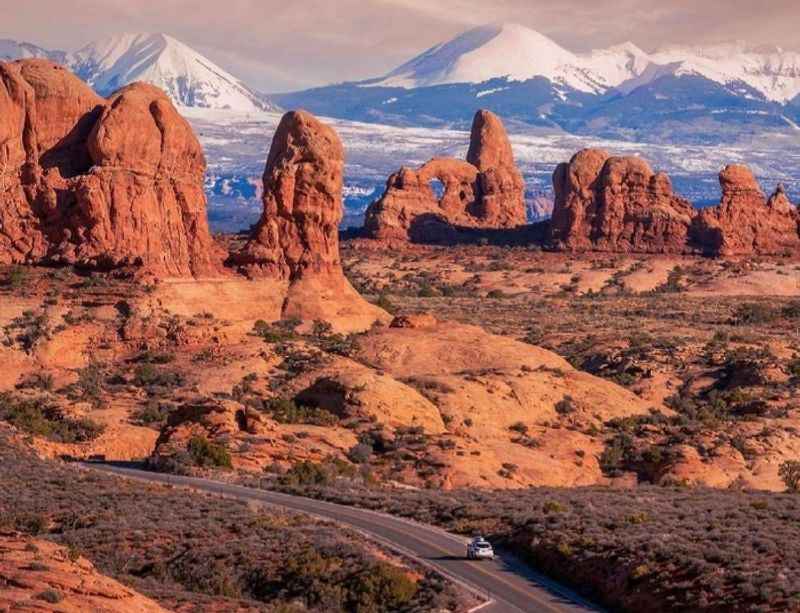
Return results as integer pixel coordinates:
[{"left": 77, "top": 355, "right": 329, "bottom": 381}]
[{"left": 3, "top": 0, "right": 799, "bottom": 92}]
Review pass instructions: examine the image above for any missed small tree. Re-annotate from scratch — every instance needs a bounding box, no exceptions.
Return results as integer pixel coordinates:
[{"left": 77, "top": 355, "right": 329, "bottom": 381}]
[{"left": 779, "top": 460, "right": 800, "bottom": 492}]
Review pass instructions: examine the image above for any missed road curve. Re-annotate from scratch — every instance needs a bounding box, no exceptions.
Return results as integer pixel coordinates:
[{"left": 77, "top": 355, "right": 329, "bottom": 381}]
[{"left": 81, "top": 463, "right": 600, "bottom": 613}]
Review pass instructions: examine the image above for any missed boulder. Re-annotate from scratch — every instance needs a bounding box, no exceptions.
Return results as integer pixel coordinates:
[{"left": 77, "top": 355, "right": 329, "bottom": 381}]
[
  {"left": 690, "top": 165, "right": 800, "bottom": 255},
  {"left": 363, "top": 109, "right": 526, "bottom": 243},
  {"left": 549, "top": 149, "right": 695, "bottom": 253}
]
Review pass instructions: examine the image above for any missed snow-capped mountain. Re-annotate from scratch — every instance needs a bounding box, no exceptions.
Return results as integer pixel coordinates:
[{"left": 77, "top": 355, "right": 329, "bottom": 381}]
[
  {"left": 373, "top": 23, "right": 800, "bottom": 103},
  {"left": 0, "top": 39, "right": 65, "bottom": 63},
  {"left": 1, "top": 33, "right": 275, "bottom": 113},
  {"left": 275, "top": 22, "right": 800, "bottom": 144},
  {"left": 375, "top": 24, "right": 651, "bottom": 94},
  {"left": 68, "top": 33, "right": 275, "bottom": 112},
  {"left": 649, "top": 43, "right": 800, "bottom": 103}
]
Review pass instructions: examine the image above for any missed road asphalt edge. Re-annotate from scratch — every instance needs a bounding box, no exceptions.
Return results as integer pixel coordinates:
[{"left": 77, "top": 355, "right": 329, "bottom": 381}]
[{"left": 79, "top": 463, "right": 496, "bottom": 611}]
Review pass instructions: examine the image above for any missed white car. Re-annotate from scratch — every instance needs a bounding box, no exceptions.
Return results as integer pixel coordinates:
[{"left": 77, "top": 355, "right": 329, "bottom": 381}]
[{"left": 466, "top": 537, "right": 495, "bottom": 560}]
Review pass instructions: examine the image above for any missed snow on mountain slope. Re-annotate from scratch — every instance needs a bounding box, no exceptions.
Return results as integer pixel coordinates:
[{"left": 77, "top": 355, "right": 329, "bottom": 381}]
[
  {"left": 376, "top": 23, "right": 586, "bottom": 89},
  {"left": 0, "top": 39, "right": 65, "bottom": 63},
  {"left": 68, "top": 33, "right": 275, "bottom": 112},
  {"left": 651, "top": 43, "right": 800, "bottom": 103},
  {"left": 374, "top": 23, "right": 652, "bottom": 93},
  {"left": 371, "top": 23, "right": 800, "bottom": 104}
]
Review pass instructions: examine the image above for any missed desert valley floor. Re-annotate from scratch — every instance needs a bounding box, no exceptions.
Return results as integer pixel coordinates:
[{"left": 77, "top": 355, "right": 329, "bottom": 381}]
[{"left": 3, "top": 246, "right": 800, "bottom": 611}]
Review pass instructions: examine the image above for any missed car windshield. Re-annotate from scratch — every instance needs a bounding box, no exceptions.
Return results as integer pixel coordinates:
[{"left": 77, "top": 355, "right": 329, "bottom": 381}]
[{"left": 477, "top": 543, "right": 490, "bottom": 548}]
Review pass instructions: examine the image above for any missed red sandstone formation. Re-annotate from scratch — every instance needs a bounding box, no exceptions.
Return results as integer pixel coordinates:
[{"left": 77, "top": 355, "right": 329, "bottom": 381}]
[
  {"left": 233, "top": 110, "right": 389, "bottom": 330},
  {"left": 236, "top": 110, "right": 345, "bottom": 278},
  {"left": 0, "top": 59, "right": 222, "bottom": 276},
  {"left": 549, "top": 148, "right": 695, "bottom": 253},
  {"left": 691, "top": 166, "right": 800, "bottom": 256},
  {"left": 363, "top": 109, "right": 526, "bottom": 243}
]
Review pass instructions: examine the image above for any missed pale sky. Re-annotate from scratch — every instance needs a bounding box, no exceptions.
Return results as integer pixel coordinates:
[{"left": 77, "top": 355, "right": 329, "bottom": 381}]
[{"left": 3, "top": 0, "right": 798, "bottom": 92}]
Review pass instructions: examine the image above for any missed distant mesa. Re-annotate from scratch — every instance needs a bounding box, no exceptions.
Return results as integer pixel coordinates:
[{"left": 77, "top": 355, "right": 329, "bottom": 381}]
[{"left": 363, "top": 109, "right": 526, "bottom": 243}]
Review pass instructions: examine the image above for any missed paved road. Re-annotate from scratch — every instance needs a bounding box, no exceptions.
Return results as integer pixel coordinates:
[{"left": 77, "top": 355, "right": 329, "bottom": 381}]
[{"left": 81, "top": 463, "right": 600, "bottom": 613}]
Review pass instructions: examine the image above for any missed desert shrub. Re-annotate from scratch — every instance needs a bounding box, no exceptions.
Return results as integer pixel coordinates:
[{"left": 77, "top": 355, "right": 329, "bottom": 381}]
[
  {"left": 781, "top": 300, "right": 800, "bottom": 319},
  {"left": 134, "top": 350, "right": 175, "bottom": 364},
  {"left": 133, "top": 400, "right": 174, "bottom": 426},
  {"left": 133, "top": 363, "right": 184, "bottom": 389},
  {"left": 347, "top": 443, "right": 373, "bottom": 464},
  {"left": 655, "top": 266, "right": 684, "bottom": 293},
  {"left": 4, "top": 310, "right": 50, "bottom": 352},
  {"left": 374, "top": 292, "right": 396, "bottom": 314},
  {"left": 0, "top": 394, "right": 104, "bottom": 443},
  {"left": 6, "top": 266, "right": 28, "bottom": 289},
  {"left": 35, "top": 590, "right": 62, "bottom": 604},
  {"left": 71, "top": 363, "right": 105, "bottom": 408},
  {"left": 310, "top": 320, "right": 359, "bottom": 357},
  {"left": 264, "top": 397, "right": 338, "bottom": 426},
  {"left": 345, "top": 561, "right": 417, "bottom": 611},
  {"left": 599, "top": 433, "right": 634, "bottom": 475},
  {"left": 555, "top": 395, "right": 577, "bottom": 415},
  {"left": 732, "top": 303, "right": 776, "bottom": 325},
  {"left": 780, "top": 460, "right": 800, "bottom": 492},
  {"left": 252, "top": 319, "right": 298, "bottom": 343},
  {"left": 16, "top": 372, "right": 54, "bottom": 392},
  {"left": 187, "top": 435, "right": 232, "bottom": 469},
  {"left": 509, "top": 421, "right": 529, "bottom": 434}
]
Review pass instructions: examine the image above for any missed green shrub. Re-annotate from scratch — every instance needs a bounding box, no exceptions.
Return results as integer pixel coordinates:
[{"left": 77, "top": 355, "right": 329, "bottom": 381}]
[
  {"left": 347, "top": 443, "right": 373, "bottom": 464},
  {"left": 0, "top": 394, "right": 104, "bottom": 443},
  {"left": 555, "top": 395, "right": 577, "bottom": 415},
  {"left": 346, "top": 562, "right": 417, "bottom": 611},
  {"left": 779, "top": 460, "right": 800, "bottom": 492},
  {"left": 509, "top": 421, "right": 528, "bottom": 434},
  {"left": 265, "top": 397, "right": 337, "bottom": 427},
  {"left": 35, "top": 590, "right": 62, "bottom": 604},
  {"left": 187, "top": 436, "right": 232, "bottom": 469},
  {"left": 133, "top": 363, "right": 184, "bottom": 388},
  {"left": 7, "top": 266, "right": 28, "bottom": 289}
]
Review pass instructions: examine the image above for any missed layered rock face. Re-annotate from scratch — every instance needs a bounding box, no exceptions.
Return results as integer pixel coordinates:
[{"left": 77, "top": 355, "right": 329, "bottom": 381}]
[
  {"left": 363, "top": 109, "right": 526, "bottom": 243},
  {"left": 0, "top": 59, "right": 221, "bottom": 276},
  {"left": 690, "top": 165, "right": 800, "bottom": 256},
  {"left": 549, "top": 148, "right": 695, "bottom": 253},
  {"left": 236, "top": 110, "right": 344, "bottom": 278},
  {"left": 233, "top": 110, "right": 388, "bottom": 331}
]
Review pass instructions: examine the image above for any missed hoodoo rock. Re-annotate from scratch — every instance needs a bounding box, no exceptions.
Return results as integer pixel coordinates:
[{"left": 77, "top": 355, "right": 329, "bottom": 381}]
[
  {"left": 363, "top": 109, "right": 526, "bottom": 243},
  {"left": 0, "top": 59, "right": 222, "bottom": 276},
  {"left": 549, "top": 148, "right": 696, "bottom": 253},
  {"left": 233, "top": 110, "right": 389, "bottom": 330},
  {"left": 236, "top": 110, "right": 344, "bottom": 278},
  {"left": 690, "top": 165, "right": 800, "bottom": 256}
]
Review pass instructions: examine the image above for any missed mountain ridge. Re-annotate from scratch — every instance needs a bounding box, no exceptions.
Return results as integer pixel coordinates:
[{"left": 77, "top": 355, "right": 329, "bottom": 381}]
[{"left": 1, "top": 33, "right": 276, "bottom": 113}]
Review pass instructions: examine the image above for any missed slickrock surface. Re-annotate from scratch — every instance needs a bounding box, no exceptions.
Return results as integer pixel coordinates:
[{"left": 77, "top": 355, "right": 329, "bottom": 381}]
[
  {"left": 0, "top": 533, "right": 169, "bottom": 612},
  {"left": 549, "top": 148, "right": 695, "bottom": 253},
  {"left": 690, "top": 165, "right": 800, "bottom": 256},
  {"left": 363, "top": 110, "right": 526, "bottom": 243},
  {"left": 0, "top": 59, "right": 221, "bottom": 276}
]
